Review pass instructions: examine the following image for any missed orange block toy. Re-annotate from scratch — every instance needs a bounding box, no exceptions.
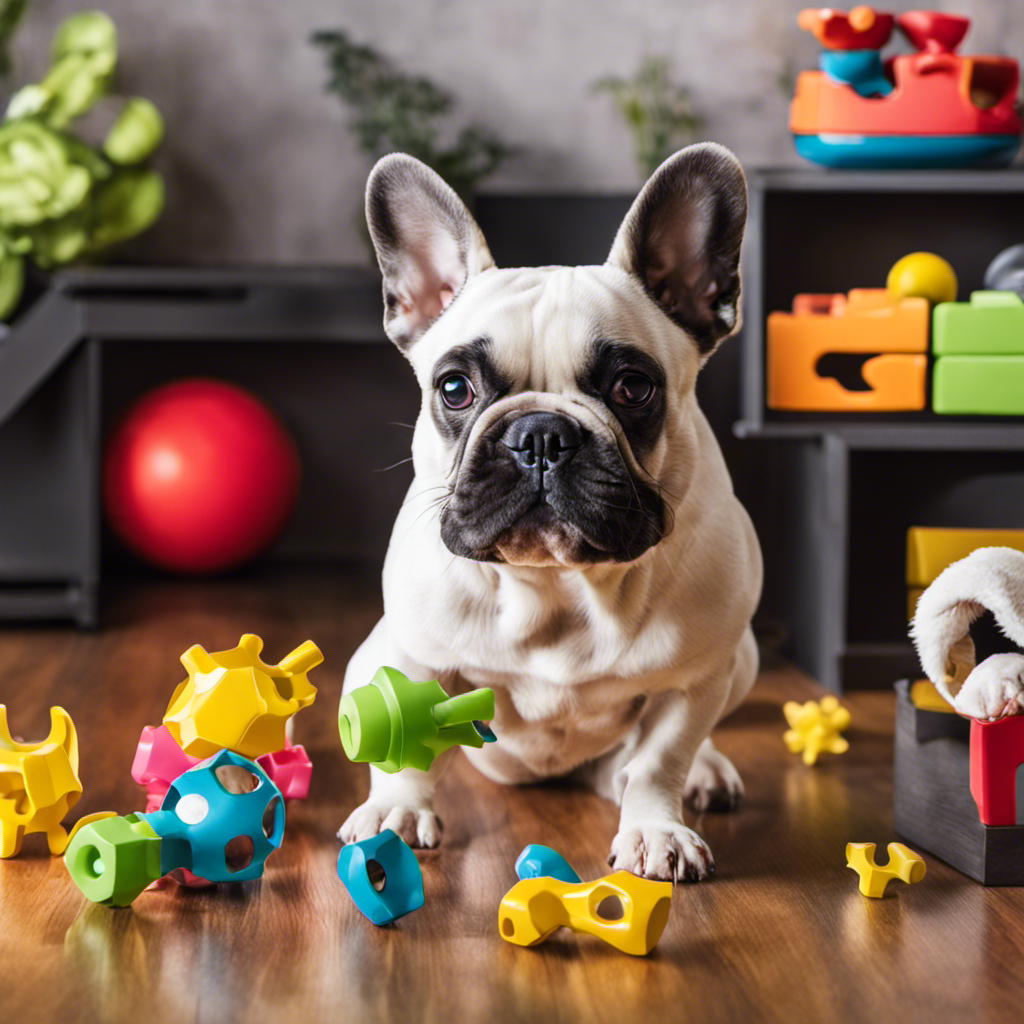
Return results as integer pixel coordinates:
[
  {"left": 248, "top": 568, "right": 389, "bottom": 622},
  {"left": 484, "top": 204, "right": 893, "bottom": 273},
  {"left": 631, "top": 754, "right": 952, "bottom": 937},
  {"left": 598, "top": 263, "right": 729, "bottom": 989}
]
[{"left": 767, "top": 289, "right": 928, "bottom": 411}]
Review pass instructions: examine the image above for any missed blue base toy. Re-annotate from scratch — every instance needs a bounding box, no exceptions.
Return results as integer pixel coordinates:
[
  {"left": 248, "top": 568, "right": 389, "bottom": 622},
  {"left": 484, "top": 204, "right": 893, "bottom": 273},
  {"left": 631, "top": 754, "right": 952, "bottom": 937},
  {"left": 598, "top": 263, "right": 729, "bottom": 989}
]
[
  {"left": 337, "top": 829, "right": 424, "bottom": 925},
  {"left": 793, "top": 133, "right": 1022, "bottom": 170},
  {"left": 515, "top": 844, "right": 581, "bottom": 884}
]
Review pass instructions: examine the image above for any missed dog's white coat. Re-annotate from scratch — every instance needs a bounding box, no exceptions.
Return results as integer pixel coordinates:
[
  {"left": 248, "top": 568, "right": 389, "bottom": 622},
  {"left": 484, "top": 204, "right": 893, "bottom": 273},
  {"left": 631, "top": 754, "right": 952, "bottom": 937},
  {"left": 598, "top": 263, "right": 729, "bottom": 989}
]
[{"left": 340, "top": 147, "right": 763, "bottom": 881}]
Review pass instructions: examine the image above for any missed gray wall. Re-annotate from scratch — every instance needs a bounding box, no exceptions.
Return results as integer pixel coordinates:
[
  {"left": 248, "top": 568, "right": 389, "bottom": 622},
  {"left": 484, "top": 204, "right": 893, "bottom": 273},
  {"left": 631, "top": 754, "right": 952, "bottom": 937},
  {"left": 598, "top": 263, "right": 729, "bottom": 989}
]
[{"left": 10, "top": 0, "right": 1024, "bottom": 266}]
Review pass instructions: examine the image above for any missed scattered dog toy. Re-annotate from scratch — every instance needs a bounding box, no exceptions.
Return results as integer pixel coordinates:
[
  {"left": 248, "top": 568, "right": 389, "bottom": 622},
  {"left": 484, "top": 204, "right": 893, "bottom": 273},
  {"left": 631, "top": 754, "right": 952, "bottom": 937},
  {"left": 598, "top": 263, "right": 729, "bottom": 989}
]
[
  {"left": 132, "top": 722, "right": 312, "bottom": 812},
  {"left": 65, "top": 750, "right": 285, "bottom": 906},
  {"left": 0, "top": 705, "right": 83, "bottom": 858},
  {"left": 515, "top": 844, "right": 581, "bottom": 884},
  {"left": 337, "top": 829, "right": 424, "bottom": 925},
  {"left": 338, "top": 666, "right": 496, "bottom": 773},
  {"left": 783, "top": 695, "right": 851, "bottom": 766},
  {"left": 499, "top": 870, "right": 672, "bottom": 956},
  {"left": 163, "top": 634, "right": 321, "bottom": 759},
  {"left": 887, "top": 252, "right": 958, "bottom": 306},
  {"left": 846, "top": 841, "right": 926, "bottom": 897}
]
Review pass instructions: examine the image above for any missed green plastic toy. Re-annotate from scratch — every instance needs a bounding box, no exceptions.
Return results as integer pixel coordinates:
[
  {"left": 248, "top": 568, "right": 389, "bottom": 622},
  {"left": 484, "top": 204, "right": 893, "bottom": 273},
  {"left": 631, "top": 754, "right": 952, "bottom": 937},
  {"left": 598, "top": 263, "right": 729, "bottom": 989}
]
[
  {"left": 933, "top": 355, "right": 1024, "bottom": 415},
  {"left": 339, "top": 666, "right": 496, "bottom": 773},
  {"left": 933, "top": 291, "right": 1024, "bottom": 355},
  {"left": 0, "top": 10, "right": 165, "bottom": 321}
]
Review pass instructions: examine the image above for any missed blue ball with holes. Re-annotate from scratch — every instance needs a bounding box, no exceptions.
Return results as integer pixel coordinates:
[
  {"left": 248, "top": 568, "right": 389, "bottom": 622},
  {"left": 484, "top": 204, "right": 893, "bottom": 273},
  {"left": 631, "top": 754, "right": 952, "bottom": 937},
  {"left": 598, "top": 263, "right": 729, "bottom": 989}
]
[{"left": 146, "top": 748, "right": 285, "bottom": 883}]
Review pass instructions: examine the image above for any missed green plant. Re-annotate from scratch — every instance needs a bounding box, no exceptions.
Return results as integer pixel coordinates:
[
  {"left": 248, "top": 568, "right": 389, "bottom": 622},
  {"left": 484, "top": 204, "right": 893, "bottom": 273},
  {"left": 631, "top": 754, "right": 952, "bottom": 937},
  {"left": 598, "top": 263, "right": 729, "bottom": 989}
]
[
  {"left": 594, "top": 56, "right": 705, "bottom": 179},
  {"left": 0, "top": 0, "right": 27, "bottom": 76},
  {"left": 0, "top": 10, "right": 165, "bottom": 320},
  {"left": 311, "top": 29, "right": 514, "bottom": 198}
]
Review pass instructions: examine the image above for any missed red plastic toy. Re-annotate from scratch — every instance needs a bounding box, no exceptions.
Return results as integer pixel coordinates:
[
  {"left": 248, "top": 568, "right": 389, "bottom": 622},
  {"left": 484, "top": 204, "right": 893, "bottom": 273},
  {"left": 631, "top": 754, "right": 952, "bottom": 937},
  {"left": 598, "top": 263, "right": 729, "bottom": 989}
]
[
  {"left": 103, "top": 379, "right": 300, "bottom": 573},
  {"left": 970, "top": 714, "right": 1024, "bottom": 827}
]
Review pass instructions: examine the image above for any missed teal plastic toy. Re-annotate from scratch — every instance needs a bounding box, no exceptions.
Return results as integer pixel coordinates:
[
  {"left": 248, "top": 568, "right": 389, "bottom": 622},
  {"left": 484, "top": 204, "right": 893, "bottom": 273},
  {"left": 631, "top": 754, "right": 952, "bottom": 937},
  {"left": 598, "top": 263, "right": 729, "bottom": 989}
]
[
  {"left": 338, "top": 666, "right": 496, "bottom": 773},
  {"left": 515, "top": 844, "right": 581, "bottom": 884},
  {"left": 65, "top": 749, "right": 285, "bottom": 906},
  {"left": 337, "top": 829, "right": 424, "bottom": 925}
]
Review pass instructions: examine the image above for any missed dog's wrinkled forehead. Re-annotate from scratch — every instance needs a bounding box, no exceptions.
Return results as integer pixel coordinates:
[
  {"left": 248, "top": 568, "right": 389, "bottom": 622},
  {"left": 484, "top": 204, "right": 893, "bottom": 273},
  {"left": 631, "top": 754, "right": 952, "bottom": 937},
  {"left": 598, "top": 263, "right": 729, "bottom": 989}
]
[{"left": 408, "top": 264, "right": 693, "bottom": 394}]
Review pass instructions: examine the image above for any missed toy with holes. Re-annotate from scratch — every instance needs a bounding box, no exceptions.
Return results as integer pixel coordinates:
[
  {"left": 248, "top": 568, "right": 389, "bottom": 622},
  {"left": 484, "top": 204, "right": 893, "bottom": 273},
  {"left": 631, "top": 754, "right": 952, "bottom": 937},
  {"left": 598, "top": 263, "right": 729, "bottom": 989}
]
[
  {"left": 894, "top": 544, "right": 1024, "bottom": 884},
  {"left": 338, "top": 666, "right": 496, "bottom": 773},
  {"left": 791, "top": 8, "right": 1022, "bottom": 168},
  {"left": 931, "top": 244, "right": 1024, "bottom": 416},
  {"left": 337, "top": 829, "right": 424, "bottom": 925},
  {"left": 846, "top": 841, "right": 926, "bottom": 897},
  {"left": 500, "top": 844, "right": 672, "bottom": 957},
  {"left": 783, "top": 695, "right": 851, "bottom": 766},
  {"left": 766, "top": 252, "right": 958, "bottom": 413},
  {"left": 0, "top": 705, "right": 84, "bottom": 858},
  {"left": 65, "top": 750, "right": 285, "bottom": 906}
]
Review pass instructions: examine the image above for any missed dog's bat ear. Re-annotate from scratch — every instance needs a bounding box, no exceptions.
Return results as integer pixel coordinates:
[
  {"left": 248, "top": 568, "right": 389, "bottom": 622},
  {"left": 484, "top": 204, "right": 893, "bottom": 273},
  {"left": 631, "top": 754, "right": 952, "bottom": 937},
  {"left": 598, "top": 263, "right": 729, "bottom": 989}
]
[
  {"left": 607, "top": 143, "right": 747, "bottom": 359},
  {"left": 365, "top": 154, "right": 496, "bottom": 350}
]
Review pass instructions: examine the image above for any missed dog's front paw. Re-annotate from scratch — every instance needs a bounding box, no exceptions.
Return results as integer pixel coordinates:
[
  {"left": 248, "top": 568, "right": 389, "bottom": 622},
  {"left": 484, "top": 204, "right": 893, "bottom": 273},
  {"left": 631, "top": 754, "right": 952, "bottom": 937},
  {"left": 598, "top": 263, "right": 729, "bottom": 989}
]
[
  {"left": 338, "top": 800, "right": 443, "bottom": 849},
  {"left": 684, "top": 741, "right": 744, "bottom": 813},
  {"left": 608, "top": 822, "right": 714, "bottom": 883},
  {"left": 954, "top": 653, "right": 1024, "bottom": 720}
]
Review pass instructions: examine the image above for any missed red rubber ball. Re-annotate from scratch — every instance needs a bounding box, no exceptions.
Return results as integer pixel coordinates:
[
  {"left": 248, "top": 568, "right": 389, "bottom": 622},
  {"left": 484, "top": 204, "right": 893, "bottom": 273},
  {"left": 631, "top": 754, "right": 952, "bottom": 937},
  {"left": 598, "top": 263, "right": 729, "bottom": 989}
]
[{"left": 104, "top": 379, "right": 300, "bottom": 573}]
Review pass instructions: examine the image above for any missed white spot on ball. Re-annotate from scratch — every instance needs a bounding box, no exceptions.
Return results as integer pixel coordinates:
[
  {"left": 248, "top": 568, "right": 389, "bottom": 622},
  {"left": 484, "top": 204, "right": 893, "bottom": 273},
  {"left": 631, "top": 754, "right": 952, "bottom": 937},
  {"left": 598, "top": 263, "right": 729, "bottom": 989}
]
[{"left": 175, "top": 793, "right": 209, "bottom": 825}]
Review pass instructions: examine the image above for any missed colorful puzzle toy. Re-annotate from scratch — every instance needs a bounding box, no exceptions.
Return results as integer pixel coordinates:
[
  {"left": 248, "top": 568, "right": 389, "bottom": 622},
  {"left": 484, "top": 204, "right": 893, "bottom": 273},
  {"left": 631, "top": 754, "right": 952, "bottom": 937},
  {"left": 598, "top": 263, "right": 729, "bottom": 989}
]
[
  {"left": 499, "top": 869, "right": 672, "bottom": 956},
  {"left": 65, "top": 749, "right": 285, "bottom": 906},
  {"left": 791, "top": 8, "right": 1022, "bottom": 168},
  {"left": 163, "top": 634, "right": 321, "bottom": 759},
  {"left": 338, "top": 666, "right": 496, "bottom": 773},
  {"left": 0, "top": 705, "right": 83, "bottom": 858},
  {"left": 846, "top": 841, "right": 926, "bottom": 897},
  {"left": 766, "top": 288, "right": 929, "bottom": 411},
  {"left": 336, "top": 829, "right": 424, "bottom": 925},
  {"left": 515, "top": 844, "right": 582, "bottom": 884},
  {"left": 783, "top": 696, "right": 852, "bottom": 766}
]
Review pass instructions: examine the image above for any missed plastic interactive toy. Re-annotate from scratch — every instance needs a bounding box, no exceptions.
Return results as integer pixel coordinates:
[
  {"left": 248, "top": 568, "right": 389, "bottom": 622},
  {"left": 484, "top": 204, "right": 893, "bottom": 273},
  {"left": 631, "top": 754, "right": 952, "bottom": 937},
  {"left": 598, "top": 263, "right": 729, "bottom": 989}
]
[
  {"left": 887, "top": 252, "right": 958, "bottom": 307},
  {"left": 65, "top": 749, "right": 285, "bottom": 906},
  {"left": 163, "top": 634, "right": 321, "bottom": 759},
  {"left": 766, "top": 289, "right": 928, "bottom": 411},
  {"left": 336, "top": 829, "right": 424, "bottom": 925},
  {"left": 132, "top": 723, "right": 312, "bottom": 812},
  {"left": 783, "top": 696, "right": 851, "bottom": 766},
  {"left": 515, "top": 844, "right": 582, "bottom": 884},
  {"left": 499, "top": 870, "right": 672, "bottom": 956},
  {"left": 846, "top": 841, "right": 926, "bottom": 897},
  {"left": 339, "top": 666, "right": 496, "bottom": 773},
  {"left": 103, "top": 378, "right": 301, "bottom": 574},
  {"left": 0, "top": 706, "right": 82, "bottom": 858},
  {"left": 969, "top": 714, "right": 1024, "bottom": 827},
  {"left": 791, "top": 9, "right": 1022, "bottom": 168}
]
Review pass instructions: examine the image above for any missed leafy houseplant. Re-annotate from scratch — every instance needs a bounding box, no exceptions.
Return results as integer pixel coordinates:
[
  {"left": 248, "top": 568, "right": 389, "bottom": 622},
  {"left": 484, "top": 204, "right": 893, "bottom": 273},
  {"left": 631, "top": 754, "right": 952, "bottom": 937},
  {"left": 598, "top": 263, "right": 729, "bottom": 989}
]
[
  {"left": 0, "top": 10, "right": 165, "bottom": 321},
  {"left": 311, "top": 30, "right": 514, "bottom": 200},
  {"left": 594, "top": 56, "right": 705, "bottom": 180}
]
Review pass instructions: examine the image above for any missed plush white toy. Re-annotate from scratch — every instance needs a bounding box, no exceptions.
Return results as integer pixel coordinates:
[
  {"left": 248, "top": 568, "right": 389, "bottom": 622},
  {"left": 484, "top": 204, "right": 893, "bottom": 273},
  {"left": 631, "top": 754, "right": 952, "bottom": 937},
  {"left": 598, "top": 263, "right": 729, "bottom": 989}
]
[{"left": 911, "top": 546, "right": 1024, "bottom": 720}]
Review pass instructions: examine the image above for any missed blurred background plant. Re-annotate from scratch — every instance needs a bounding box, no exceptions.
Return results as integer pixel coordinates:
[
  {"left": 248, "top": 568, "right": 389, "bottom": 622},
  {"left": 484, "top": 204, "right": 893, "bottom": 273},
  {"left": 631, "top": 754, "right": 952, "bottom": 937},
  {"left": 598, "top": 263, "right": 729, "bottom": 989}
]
[
  {"left": 0, "top": 0, "right": 27, "bottom": 76},
  {"left": 311, "top": 29, "right": 515, "bottom": 200},
  {"left": 0, "top": 8, "right": 165, "bottom": 321},
  {"left": 594, "top": 56, "right": 704, "bottom": 179}
]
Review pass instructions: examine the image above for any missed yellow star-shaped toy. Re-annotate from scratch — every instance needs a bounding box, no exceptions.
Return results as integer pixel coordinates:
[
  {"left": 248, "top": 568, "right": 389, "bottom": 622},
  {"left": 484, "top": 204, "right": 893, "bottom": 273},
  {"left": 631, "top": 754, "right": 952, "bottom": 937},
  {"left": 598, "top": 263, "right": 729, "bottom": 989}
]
[{"left": 782, "top": 695, "right": 851, "bottom": 766}]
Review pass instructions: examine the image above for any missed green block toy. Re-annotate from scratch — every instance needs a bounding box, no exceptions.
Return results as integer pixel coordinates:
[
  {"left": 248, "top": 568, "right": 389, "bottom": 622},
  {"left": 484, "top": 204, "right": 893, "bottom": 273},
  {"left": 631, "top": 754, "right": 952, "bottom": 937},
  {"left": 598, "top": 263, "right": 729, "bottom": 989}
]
[
  {"left": 64, "top": 812, "right": 162, "bottom": 907},
  {"left": 933, "top": 291, "right": 1024, "bottom": 355},
  {"left": 933, "top": 356, "right": 1024, "bottom": 415},
  {"left": 339, "top": 666, "right": 496, "bottom": 773}
]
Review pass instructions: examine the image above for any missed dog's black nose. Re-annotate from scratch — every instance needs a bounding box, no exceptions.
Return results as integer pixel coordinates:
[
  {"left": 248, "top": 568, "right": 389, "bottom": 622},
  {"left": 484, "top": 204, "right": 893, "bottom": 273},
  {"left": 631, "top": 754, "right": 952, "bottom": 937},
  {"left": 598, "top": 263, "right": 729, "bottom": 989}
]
[{"left": 501, "top": 411, "right": 583, "bottom": 471}]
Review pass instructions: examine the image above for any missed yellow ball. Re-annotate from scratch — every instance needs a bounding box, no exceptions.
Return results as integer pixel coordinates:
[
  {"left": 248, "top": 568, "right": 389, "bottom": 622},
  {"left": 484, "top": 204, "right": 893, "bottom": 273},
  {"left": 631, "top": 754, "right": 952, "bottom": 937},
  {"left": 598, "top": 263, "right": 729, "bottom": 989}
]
[{"left": 887, "top": 252, "right": 958, "bottom": 304}]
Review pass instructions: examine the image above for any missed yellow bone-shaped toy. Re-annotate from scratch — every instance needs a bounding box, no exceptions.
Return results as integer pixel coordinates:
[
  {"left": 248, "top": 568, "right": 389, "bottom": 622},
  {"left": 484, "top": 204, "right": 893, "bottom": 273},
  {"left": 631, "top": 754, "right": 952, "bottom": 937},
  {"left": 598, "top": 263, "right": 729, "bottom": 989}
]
[
  {"left": 499, "top": 870, "right": 672, "bottom": 956},
  {"left": 846, "top": 842, "right": 926, "bottom": 898},
  {"left": 163, "top": 634, "right": 321, "bottom": 759},
  {"left": 0, "top": 705, "right": 82, "bottom": 857},
  {"left": 783, "top": 695, "right": 851, "bottom": 766}
]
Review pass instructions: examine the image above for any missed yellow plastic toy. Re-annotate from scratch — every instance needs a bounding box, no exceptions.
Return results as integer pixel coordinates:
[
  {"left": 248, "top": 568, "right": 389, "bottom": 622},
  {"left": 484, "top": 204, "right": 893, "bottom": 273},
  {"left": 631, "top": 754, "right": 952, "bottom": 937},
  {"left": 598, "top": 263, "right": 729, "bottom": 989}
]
[
  {"left": 498, "top": 870, "right": 672, "bottom": 956},
  {"left": 0, "top": 705, "right": 82, "bottom": 857},
  {"left": 909, "top": 679, "right": 955, "bottom": 713},
  {"left": 163, "top": 634, "right": 321, "bottom": 759},
  {"left": 783, "top": 695, "right": 851, "bottom": 766},
  {"left": 846, "top": 841, "right": 926, "bottom": 898},
  {"left": 887, "top": 252, "right": 958, "bottom": 306}
]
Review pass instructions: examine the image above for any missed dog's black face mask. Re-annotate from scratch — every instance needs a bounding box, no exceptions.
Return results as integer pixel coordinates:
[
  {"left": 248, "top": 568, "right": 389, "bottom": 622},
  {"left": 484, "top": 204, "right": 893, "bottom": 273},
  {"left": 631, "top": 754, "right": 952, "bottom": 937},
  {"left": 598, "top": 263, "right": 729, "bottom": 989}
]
[{"left": 435, "top": 338, "right": 668, "bottom": 566}]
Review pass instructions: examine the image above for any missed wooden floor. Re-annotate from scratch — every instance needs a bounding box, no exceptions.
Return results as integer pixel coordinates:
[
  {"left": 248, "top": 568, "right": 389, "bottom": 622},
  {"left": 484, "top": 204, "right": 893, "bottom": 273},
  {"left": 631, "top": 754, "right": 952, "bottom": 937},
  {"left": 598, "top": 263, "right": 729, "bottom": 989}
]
[{"left": 2, "top": 564, "right": 1023, "bottom": 1024}]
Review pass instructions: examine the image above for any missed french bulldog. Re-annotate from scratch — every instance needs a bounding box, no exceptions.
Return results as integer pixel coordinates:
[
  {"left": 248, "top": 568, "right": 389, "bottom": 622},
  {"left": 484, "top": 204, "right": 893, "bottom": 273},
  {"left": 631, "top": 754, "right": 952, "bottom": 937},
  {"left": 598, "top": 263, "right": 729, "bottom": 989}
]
[{"left": 339, "top": 143, "right": 762, "bottom": 882}]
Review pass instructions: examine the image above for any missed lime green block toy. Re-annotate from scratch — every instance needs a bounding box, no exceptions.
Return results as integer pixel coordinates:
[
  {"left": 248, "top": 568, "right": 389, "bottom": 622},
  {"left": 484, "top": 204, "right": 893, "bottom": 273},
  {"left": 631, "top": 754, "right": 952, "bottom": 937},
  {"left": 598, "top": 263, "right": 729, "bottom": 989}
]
[
  {"left": 933, "top": 356, "right": 1024, "bottom": 415},
  {"left": 339, "top": 666, "right": 496, "bottom": 773},
  {"left": 932, "top": 291, "right": 1024, "bottom": 355}
]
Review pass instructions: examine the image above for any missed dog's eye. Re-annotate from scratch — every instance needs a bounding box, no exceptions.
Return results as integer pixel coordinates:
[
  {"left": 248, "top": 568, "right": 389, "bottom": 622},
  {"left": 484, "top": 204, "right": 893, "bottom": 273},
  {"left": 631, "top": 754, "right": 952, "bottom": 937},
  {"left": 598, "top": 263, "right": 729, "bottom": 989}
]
[
  {"left": 440, "top": 374, "right": 475, "bottom": 410},
  {"left": 611, "top": 373, "right": 655, "bottom": 408}
]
